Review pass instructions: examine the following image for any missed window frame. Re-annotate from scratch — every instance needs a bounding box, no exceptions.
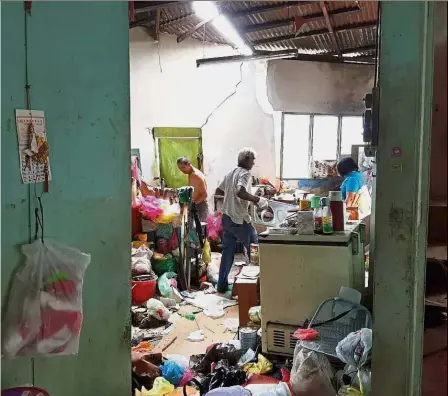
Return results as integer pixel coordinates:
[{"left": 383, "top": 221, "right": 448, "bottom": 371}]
[{"left": 280, "top": 112, "right": 363, "bottom": 180}]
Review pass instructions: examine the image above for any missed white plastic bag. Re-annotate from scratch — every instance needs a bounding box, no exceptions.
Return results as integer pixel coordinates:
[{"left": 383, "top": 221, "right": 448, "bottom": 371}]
[
  {"left": 336, "top": 329, "right": 372, "bottom": 369},
  {"left": 2, "top": 239, "right": 90, "bottom": 357},
  {"left": 290, "top": 344, "right": 337, "bottom": 396},
  {"left": 336, "top": 329, "right": 372, "bottom": 396}
]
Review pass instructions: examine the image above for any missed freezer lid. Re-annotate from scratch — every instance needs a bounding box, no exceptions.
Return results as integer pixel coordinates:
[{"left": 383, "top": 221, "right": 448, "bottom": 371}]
[{"left": 259, "top": 222, "right": 361, "bottom": 245}]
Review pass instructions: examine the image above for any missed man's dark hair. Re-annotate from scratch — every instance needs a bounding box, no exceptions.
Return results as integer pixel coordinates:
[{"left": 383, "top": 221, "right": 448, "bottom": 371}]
[
  {"left": 337, "top": 157, "right": 359, "bottom": 177},
  {"left": 177, "top": 157, "right": 190, "bottom": 165}
]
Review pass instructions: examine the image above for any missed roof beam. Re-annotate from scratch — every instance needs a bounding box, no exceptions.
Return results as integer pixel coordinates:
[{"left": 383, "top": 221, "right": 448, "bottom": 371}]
[
  {"left": 252, "top": 21, "right": 376, "bottom": 46},
  {"left": 135, "top": 2, "right": 178, "bottom": 14},
  {"left": 242, "top": 6, "right": 360, "bottom": 33},
  {"left": 197, "top": 50, "right": 375, "bottom": 67},
  {"left": 227, "top": 2, "right": 315, "bottom": 18},
  {"left": 320, "top": 1, "right": 342, "bottom": 58},
  {"left": 177, "top": 18, "right": 215, "bottom": 43}
]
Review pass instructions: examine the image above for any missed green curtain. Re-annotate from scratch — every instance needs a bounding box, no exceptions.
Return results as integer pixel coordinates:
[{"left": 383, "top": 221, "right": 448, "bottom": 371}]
[{"left": 159, "top": 138, "right": 201, "bottom": 188}]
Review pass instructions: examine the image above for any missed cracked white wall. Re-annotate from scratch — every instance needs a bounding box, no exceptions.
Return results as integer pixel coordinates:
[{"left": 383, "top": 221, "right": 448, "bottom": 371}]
[{"left": 130, "top": 29, "right": 276, "bottom": 201}]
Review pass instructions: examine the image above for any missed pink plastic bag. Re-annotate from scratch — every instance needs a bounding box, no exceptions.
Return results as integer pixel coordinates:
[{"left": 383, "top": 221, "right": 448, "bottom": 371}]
[
  {"left": 207, "top": 212, "right": 222, "bottom": 241},
  {"left": 139, "top": 196, "right": 163, "bottom": 221}
]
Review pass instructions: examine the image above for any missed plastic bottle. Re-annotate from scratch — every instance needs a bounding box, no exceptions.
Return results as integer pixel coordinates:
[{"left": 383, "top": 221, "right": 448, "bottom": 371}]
[
  {"left": 311, "top": 196, "right": 323, "bottom": 234},
  {"left": 329, "top": 191, "right": 344, "bottom": 232},
  {"left": 321, "top": 197, "right": 333, "bottom": 234}
]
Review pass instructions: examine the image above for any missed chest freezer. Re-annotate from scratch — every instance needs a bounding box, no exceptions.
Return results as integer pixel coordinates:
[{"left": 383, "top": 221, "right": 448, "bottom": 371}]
[{"left": 258, "top": 223, "right": 365, "bottom": 356}]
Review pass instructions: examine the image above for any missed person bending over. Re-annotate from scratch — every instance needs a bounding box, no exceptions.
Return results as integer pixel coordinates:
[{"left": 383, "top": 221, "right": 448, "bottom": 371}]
[
  {"left": 177, "top": 157, "right": 209, "bottom": 222},
  {"left": 214, "top": 148, "right": 268, "bottom": 293}
]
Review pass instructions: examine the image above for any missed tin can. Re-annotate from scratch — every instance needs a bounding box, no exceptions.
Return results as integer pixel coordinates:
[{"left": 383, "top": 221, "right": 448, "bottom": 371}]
[{"left": 250, "top": 243, "right": 260, "bottom": 265}]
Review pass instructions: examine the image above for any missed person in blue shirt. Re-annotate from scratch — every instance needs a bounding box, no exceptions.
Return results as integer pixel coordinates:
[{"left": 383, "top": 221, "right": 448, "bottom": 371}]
[{"left": 337, "top": 157, "right": 371, "bottom": 220}]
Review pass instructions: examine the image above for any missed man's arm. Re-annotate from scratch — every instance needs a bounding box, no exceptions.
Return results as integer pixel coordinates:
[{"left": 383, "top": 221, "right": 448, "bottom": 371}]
[
  {"left": 236, "top": 186, "right": 260, "bottom": 203},
  {"left": 235, "top": 171, "right": 259, "bottom": 203}
]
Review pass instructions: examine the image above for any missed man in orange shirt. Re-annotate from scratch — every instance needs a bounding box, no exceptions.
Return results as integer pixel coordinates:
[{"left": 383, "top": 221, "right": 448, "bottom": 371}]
[{"left": 177, "top": 157, "right": 209, "bottom": 222}]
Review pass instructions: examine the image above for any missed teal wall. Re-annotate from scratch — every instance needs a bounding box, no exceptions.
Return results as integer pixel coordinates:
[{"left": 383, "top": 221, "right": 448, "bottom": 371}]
[{"left": 1, "top": 2, "right": 131, "bottom": 394}]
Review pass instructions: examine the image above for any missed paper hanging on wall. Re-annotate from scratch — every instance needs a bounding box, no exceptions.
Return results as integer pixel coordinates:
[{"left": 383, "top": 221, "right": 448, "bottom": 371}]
[{"left": 15, "top": 109, "right": 52, "bottom": 185}]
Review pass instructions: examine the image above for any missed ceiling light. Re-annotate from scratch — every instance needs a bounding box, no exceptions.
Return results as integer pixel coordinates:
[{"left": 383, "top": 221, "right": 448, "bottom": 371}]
[{"left": 193, "top": 1, "right": 253, "bottom": 56}]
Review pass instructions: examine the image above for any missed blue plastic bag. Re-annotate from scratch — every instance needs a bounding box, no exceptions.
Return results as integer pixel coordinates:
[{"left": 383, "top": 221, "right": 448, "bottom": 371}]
[{"left": 161, "top": 360, "right": 184, "bottom": 386}]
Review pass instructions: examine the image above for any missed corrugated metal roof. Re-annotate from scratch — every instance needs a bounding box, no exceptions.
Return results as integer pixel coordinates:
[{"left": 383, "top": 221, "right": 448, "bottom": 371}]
[{"left": 135, "top": 1, "right": 378, "bottom": 56}]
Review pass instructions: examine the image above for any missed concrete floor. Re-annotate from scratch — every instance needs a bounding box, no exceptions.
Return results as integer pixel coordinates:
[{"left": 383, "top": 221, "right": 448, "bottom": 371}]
[{"left": 422, "top": 324, "right": 447, "bottom": 396}]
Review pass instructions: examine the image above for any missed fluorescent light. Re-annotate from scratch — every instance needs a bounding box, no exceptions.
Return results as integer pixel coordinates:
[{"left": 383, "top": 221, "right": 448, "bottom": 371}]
[
  {"left": 193, "top": 1, "right": 253, "bottom": 55},
  {"left": 193, "top": 1, "right": 219, "bottom": 20}
]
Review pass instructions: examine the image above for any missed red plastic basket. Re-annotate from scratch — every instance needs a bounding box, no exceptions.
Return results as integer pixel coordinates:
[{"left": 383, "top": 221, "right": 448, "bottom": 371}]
[{"left": 2, "top": 387, "right": 49, "bottom": 396}]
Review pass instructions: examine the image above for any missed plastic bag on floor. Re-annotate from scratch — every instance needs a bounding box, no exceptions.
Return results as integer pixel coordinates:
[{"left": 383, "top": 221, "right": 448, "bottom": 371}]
[
  {"left": 2, "top": 239, "right": 90, "bottom": 357},
  {"left": 146, "top": 298, "right": 171, "bottom": 321},
  {"left": 161, "top": 360, "right": 185, "bottom": 386},
  {"left": 243, "top": 354, "right": 273, "bottom": 375},
  {"left": 208, "top": 360, "right": 247, "bottom": 390},
  {"left": 136, "top": 377, "right": 174, "bottom": 396},
  {"left": 290, "top": 345, "right": 336, "bottom": 396}
]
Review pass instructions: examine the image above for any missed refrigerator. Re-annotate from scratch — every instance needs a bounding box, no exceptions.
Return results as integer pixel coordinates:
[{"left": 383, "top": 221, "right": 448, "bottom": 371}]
[{"left": 258, "top": 223, "right": 365, "bottom": 356}]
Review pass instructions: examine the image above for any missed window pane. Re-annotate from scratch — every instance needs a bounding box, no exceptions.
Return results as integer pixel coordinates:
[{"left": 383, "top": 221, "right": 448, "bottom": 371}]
[
  {"left": 282, "top": 114, "right": 310, "bottom": 178},
  {"left": 312, "top": 115, "right": 338, "bottom": 161},
  {"left": 341, "top": 116, "right": 364, "bottom": 156}
]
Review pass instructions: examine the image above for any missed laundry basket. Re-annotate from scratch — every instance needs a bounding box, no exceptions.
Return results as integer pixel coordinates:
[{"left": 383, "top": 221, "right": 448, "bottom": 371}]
[
  {"left": 300, "top": 297, "right": 373, "bottom": 359},
  {"left": 2, "top": 388, "right": 49, "bottom": 396}
]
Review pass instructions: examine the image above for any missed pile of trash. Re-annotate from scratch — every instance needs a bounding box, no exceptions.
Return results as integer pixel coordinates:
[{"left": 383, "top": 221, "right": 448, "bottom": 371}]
[
  {"left": 132, "top": 337, "right": 293, "bottom": 396},
  {"left": 133, "top": 327, "right": 372, "bottom": 395}
]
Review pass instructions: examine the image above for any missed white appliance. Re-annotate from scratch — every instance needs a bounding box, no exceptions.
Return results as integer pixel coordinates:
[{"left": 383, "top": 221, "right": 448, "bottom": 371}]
[
  {"left": 251, "top": 199, "right": 297, "bottom": 228},
  {"left": 259, "top": 223, "right": 365, "bottom": 356}
]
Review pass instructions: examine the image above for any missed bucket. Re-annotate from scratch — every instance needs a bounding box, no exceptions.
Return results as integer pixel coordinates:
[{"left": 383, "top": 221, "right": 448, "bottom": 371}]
[
  {"left": 239, "top": 327, "right": 258, "bottom": 351},
  {"left": 132, "top": 278, "right": 157, "bottom": 305}
]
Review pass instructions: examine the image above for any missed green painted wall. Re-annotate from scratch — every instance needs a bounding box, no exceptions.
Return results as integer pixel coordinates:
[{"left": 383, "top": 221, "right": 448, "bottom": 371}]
[{"left": 1, "top": 2, "right": 131, "bottom": 395}]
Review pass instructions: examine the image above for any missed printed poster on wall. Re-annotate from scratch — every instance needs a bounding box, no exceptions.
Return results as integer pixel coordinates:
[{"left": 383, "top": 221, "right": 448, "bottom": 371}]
[{"left": 15, "top": 109, "right": 52, "bottom": 184}]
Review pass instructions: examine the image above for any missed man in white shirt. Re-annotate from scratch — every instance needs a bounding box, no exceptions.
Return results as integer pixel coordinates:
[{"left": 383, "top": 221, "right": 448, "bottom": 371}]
[{"left": 214, "top": 148, "right": 268, "bottom": 293}]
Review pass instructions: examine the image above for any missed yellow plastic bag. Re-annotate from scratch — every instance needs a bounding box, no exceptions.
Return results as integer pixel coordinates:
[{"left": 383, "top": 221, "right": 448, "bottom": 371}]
[
  {"left": 203, "top": 239, "right": 211, "bottom": 264},
  {"left": 243, "top": 354, "right": 273, "bottom": 374},
  {"left": 135, "top": 377, "right": 174, "bottom": 396}
]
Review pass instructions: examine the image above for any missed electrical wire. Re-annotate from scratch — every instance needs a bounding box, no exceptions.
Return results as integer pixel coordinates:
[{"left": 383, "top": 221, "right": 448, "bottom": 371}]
[{"left": 200, "top": 62, "right": 243, "bottom": 130}]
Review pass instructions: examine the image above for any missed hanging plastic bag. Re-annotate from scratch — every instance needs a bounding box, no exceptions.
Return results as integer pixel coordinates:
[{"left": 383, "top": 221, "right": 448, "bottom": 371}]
[
  {"left": 206, "top": 212, "right": 222, "bottom": 241},
  {"left": 203, "top": 239, "right": 212, "bottom": 264},
  {"left": 2, "top": 239, "right": 90, "bottom": 358}
]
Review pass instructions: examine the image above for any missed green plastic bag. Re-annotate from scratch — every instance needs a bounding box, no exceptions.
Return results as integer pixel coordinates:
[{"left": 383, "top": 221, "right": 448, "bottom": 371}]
[
  {"left": 157, "top": 272, "right": 177, "bottom": 297},
  {"left": 151, "top": 254, "right": 176, "bottom": 276}
]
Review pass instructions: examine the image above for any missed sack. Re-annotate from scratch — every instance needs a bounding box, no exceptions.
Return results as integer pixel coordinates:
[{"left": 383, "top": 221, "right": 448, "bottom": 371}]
[
  {"left": 290, "top": 345, "right": 336, "bottom": 396},
  {"left": 207, "top": 212, "right": 222, "bottom": 241},
  {"left": 2, "top": 239, "right": 90, "bottom": 357}
]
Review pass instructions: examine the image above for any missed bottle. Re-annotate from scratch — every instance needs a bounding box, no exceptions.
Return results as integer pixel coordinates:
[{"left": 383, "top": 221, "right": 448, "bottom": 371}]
[
  {"left": 329, "top": 191, "right": 344, "bottom": 232},
  {"left": 321, "top": 197, "right": 333, "bottom": 234},
  {"left": 311, "top": 196, "right": 322, "bottom": 234}
]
